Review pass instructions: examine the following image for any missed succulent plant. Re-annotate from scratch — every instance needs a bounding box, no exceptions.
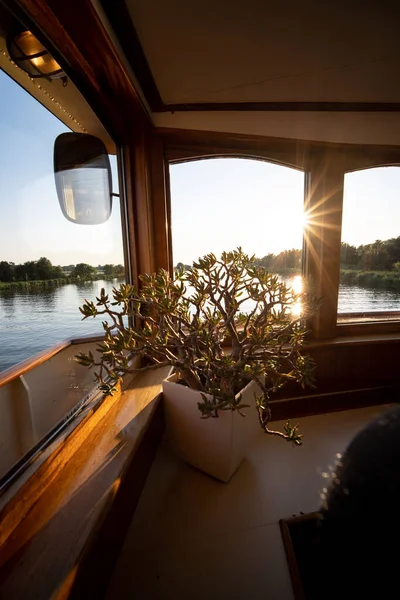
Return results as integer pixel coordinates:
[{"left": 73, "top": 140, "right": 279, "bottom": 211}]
[{"left": 76, "top": 248, "right": 320, "bottom": 445}]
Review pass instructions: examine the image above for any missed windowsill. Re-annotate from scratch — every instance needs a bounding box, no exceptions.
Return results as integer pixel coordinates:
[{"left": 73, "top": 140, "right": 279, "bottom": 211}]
[
  {"left": 309, "top": 330, "right": 400, "bottom": 347},
  {"left": 0, "top": 366, "right": 171, "bottom": 598},
  {"left": 338, "top": 311, "right": 400, "bottom": 324},
  {"left": 335, "top": 319, "right": 400, "bottom": 337}
]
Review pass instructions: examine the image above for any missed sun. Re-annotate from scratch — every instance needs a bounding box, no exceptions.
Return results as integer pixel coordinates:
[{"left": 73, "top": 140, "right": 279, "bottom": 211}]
[{"left": 302, "top": 210, "right": 312, "bottom": 229}]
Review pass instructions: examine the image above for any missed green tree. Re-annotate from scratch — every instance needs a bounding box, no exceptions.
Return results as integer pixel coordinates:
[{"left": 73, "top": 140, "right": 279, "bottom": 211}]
[
  {"left": 340, "top": 243, "right": 359, "bottom": 267},
  {"left": 385, "top": 237, "right": 400, "bottom": 267},
  {"left": 174, "top": 262, "right": 191, "bottom": 272},
  {"left": 36, "top": 257, "right": 53, "bottom": 280},
  {"left": 114, "top": 264, "right": 125, "bottom": 277},
  {"left": 72, "top": 263, "right": 96, "bottom": 280},
  {"left": 15, "top": 261, "right": 36, "bottom": 281},
  {"left": 254, "top": 254, "right": 275, "bottom": 271},
  {"left": 51, "top": 265, "right": 64, "bottom": 279},
  {"left": 0, "top": 261, "right": 14, "bottom": 282}
]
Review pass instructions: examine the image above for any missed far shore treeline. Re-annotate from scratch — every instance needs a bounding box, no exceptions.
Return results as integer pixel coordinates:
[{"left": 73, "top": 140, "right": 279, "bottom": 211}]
[
  {"left": 0, "top": 257, "right": 124, "bottom": 290},
  {"left": 4, "top": 236, "right": 400, "bottom": 293},
  {"left": 175, "top": 237, "right": 400, "bottom": 293}
]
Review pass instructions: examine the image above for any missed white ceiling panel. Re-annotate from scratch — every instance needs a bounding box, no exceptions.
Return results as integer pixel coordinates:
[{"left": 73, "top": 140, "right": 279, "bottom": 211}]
[{"left": 126, "top": 0, "right": 400, "bottom": 104}]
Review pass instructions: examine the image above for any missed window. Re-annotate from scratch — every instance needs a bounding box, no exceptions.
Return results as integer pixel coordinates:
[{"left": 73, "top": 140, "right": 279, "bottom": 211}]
[
  {"left": 169, "top": 157, "right": 305, "bottom": 282},
  {"left": 338, "top": 166, "right": 400, "bottom": 323},
  {"left": 0, "top": 70, "right": 124, "bottom": 374},
  {"left": 0, "top": 56, "right": 125, "bottom": 488}
]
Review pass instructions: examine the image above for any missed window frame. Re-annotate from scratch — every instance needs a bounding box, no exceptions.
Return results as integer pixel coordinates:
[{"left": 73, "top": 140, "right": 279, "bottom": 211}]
[{"left": 158, "top": 129, "right": 400, "bottom": 339}]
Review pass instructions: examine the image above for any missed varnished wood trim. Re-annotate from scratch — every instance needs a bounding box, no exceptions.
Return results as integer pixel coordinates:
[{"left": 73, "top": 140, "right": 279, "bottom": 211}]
[
  {"left": 158, "top": 127, "right": 400, "bottom": 153},
  {"left": 99, "top": 0, "right": 164, "bottom": 111},
  {"left": 270, "top": 385, "right": 397, "bottom": 422},
  {"left": 159, "top": 127, "right": 400, "bottom": 173},
  {"left": 306, "top": 160, "right": 344, "bottom": 339},
  {"left": 0, "top": 367, "right": 170, "bottom": 598},
  {"left": 0, "top": 378, "right": 125, "bottom": 553},
  {"left": 123, "top": 130, "right": 155, "bottom": 277},
  {"left": 162, "top": 102, "right": 400, "bottom": 113},
  {"left": 68, "top": 399, "right": 165, "bottom": 599},
  {"left": 336, "top": 321, "right": 400, "bottom": 337},
  {"left": 149, "top": 133, "right": 171, "bottom": 271},
  {"left": 7, "top": 0, "right": 152, "bottom": 141},
  {"left": 307, "top": 332, "right": 400, "bottom": 348},
  {"left": 159, "top": 128, "right": 315, "bottom": 169},
  {"left": 279, "top": 512, "right": 321, "bottom": 600}
]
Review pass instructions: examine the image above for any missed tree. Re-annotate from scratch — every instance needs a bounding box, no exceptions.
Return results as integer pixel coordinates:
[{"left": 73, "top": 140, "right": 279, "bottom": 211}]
[
  {"left": 174, "top": 262, "right": 191, "bottom": 272},
  {"left": 36, "top": 257, "right": 53, "bottom": 280},
  {"left": 114, "top": 264, "right": 125, "bottom": 277},
  {"left": 340, "top": 243, "right": 358, "bottom": 267},
  {"left": 385, "top": 237, "right": 400, "bottom": 267},
  {"left": 17, "top": 261, "right": 36, "bottom": 281},
  {"left": 51, "top": 265, "right": 64, "bottom": 279},
  {"left": 72, "top": 263, "right": 96, "bottom": 280},
  {"left": 0, "top": 261, "right": 14, "bottom": 282},
  {"left": 103, "top": 264, "right": 125, "bottom": 277}
]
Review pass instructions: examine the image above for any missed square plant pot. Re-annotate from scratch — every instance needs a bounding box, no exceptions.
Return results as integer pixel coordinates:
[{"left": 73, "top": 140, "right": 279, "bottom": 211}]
[{"left": 162, "top": 375, "right": 262, "bottom": 482}]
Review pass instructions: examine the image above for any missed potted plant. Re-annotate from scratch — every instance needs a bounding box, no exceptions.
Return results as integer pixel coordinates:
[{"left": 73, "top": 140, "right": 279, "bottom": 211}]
[{"left": 76, "top": 248, "right": 319, "bottom": 482}]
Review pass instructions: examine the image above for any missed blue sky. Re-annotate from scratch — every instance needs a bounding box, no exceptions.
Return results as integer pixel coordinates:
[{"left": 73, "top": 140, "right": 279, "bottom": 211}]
[
  {"left": 1, "top": 68, "right": 400, "bottom": 269},
  {"left": 0, "top": 70, "right": 123, "bottom": 267}
]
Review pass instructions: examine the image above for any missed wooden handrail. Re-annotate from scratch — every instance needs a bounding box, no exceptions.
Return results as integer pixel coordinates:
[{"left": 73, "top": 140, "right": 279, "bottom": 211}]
[{"left": 0, "top": 334, "right": 104, "bottom": 388}]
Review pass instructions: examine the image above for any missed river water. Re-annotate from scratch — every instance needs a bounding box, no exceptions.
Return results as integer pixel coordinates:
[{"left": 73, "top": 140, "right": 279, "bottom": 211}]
[
  {"left": 1, "top": 279, "right": 400, "bottom": 374},
  {"left": 0, "top": 280, "right": 120, "bottom": 373}
]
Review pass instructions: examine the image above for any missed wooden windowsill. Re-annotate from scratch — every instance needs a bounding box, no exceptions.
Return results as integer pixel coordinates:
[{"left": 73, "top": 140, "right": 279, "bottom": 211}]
[
  {"left": 0, "top": 366, "right": 171, "bottom": 599},
  {"left": 308, "top": 331, "right": 400, "bottom": 348}
]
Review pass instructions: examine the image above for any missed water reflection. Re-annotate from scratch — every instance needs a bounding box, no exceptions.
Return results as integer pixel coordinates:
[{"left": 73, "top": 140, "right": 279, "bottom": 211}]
[
  {"left": 2, "top": 276, "right": 400, "bottom": 374},
  {"left": 290, "top": 275, "right": 303, "bottom": 316},
  {"left": 17, "top": 287, "right": 57, "bottom": 311},
  {"left": 338, "top": 284, "right": 400, "bottom": 313},
  {"left": 0, "top": 280, "right": 121, "bottom": 373},
  {"left": 0, "top": 289, "right": 17, "bottom": 317}
]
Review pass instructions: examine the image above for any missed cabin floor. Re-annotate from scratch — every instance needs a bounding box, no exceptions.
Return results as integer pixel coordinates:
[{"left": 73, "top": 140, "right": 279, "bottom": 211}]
[{"left": 106, "top": 404, "right": 392, "bottom": 599}]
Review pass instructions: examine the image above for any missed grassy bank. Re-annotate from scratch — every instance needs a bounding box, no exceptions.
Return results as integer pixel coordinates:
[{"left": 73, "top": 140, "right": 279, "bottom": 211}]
[
  {"left": 340, "top": 269, "right": 400, "bottom": 292},
  {"left": 0, "top": 276, "right": 125, "bottom": 291},
  {"left": 0, "top": 278, "right": 74, "bottom": 290}
]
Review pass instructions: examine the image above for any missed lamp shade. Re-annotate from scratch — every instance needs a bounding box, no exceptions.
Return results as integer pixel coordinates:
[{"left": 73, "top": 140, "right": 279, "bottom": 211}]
[{"left": 7, "top": 30, "right": 64, "bottom": 79}]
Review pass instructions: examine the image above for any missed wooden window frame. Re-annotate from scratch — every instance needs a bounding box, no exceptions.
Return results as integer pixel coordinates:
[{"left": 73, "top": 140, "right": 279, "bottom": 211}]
[{"left": 157, "top": 128, "right": 400, "bottom": 340}]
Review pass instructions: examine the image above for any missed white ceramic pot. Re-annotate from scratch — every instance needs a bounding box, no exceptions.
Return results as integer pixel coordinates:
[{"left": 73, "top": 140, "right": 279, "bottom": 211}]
[{"left": 162, "top": 375, "right": 262, "bottom": 482}]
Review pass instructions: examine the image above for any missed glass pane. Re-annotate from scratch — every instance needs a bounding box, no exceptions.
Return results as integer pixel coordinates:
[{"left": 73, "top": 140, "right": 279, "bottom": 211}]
[
  {"left": 169, "top": 157, "right": 305, "bottom": 288},
  {"left": 338, "top": 166, "right": 400, "bottom": 321},
  {"left": 0, "top": 70, "right": 125, "bottom": 374},
  {"left": 56, "top": 167, "right": 111, "bottom": 224}
]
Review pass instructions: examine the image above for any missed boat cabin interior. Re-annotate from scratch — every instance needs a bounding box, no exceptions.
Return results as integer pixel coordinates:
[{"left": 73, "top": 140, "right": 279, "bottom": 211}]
[{"left": 0, "top": 0, "right": 399, "bottom": 597}]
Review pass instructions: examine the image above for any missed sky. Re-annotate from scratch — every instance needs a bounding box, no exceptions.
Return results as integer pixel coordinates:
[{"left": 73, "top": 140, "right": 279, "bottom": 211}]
[
  {"left": 170, "top": 159, "right": 400, "bottom": 265},
  {"left": 1, "top": 68, "right": 400, "bottom": 269},
  {"left": 0, "top": 70, "right": 124, "bottom": 267}
]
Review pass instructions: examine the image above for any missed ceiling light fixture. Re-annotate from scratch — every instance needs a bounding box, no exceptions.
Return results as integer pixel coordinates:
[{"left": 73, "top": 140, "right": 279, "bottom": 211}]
[{"left": 7, "top": 29, "right": 67, "bottom": 85}]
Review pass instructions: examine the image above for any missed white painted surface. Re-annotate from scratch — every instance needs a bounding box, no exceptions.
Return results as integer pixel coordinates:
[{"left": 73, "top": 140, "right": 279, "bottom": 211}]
[
  {"left": 107, "top": 403, "right": 392, "bottom": 599},
  {"left": 0, "top": 341, "right": 99, "bottom": 480},
  {"left": 127, "top": 0, "right": 400, "bottom": 105},
  {"left": 163, "top": 376, "right": 262, "bottom": 482},
  {"left": 154, "top": 111, "right": 400, "bottom": 146}
]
